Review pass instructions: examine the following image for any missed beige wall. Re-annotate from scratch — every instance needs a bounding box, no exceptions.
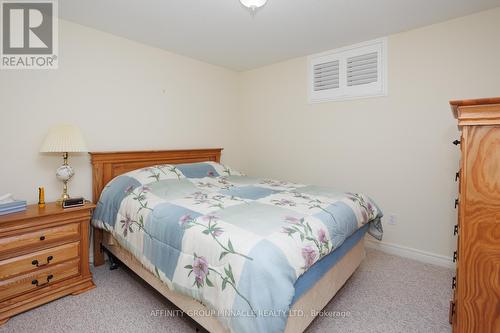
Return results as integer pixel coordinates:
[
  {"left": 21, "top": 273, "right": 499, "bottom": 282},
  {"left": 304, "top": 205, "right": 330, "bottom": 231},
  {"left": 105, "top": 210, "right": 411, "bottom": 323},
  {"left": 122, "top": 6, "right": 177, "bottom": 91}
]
[
  {"left": 1, "top": 8, "right": 499, "bottom": 260},
  {"left": 0, "top": 20, "right": 244, "bottom": 204},
  {"left": 237, "top": 7, "right": 500, "bottom": 258}
]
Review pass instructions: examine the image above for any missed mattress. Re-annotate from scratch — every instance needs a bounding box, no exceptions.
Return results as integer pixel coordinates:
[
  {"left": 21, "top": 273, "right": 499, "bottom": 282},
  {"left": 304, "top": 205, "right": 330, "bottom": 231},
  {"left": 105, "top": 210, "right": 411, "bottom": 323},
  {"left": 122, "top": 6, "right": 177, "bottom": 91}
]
[{"left": 292, "top": 223, "right": 369, "bottom": 304}]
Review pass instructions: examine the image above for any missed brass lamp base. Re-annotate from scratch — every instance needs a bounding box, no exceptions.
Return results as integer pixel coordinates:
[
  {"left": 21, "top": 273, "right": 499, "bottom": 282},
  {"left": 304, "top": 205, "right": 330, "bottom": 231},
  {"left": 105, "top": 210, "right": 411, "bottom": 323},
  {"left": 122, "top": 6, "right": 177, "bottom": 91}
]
[
  {"left": 55, "top": 153, "right": 75, "bottom": 206},
  {"left": 56, "top": 180, "right": 71, "bottom": 206},
  {"left": 56, "top": 187, "right": 70, "bottom": 205}
]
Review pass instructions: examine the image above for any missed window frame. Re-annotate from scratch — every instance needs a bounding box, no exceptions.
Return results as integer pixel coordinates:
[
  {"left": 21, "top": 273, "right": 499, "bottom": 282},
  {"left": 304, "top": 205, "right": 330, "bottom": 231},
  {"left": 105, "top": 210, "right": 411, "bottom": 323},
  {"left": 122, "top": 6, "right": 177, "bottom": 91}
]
[{"left": 308, "top": 37, "right": 388, "bottom": 103}]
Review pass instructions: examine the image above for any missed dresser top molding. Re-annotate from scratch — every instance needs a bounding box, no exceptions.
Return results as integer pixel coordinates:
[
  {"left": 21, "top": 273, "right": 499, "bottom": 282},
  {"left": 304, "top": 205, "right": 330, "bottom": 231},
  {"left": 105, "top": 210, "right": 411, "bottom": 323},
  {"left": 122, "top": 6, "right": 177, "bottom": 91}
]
[{"left": 450, "top": 97, "right": 500, "bottom": 126}]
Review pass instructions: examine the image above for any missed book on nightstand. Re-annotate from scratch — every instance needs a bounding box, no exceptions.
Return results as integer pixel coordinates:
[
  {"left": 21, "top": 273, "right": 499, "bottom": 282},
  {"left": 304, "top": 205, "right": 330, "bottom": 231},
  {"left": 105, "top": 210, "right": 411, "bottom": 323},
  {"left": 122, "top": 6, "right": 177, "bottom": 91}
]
[{"left": 0, "top": 194, "right": 27, "bottom": 215}]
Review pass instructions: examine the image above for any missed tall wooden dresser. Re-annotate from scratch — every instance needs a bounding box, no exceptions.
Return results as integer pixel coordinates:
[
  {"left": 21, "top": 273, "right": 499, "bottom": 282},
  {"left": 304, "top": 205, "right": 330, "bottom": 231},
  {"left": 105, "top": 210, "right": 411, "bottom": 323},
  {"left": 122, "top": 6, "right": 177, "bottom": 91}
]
[{"left": 449, "top": 98, "right": 500, "bottom": 333}]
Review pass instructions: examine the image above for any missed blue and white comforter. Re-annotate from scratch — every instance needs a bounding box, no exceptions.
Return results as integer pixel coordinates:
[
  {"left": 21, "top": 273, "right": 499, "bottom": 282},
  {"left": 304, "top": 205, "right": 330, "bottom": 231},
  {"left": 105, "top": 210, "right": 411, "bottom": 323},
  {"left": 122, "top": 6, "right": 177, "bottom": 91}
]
[{"left": 92, "top": 162, "right": 383, "bottom": 333}]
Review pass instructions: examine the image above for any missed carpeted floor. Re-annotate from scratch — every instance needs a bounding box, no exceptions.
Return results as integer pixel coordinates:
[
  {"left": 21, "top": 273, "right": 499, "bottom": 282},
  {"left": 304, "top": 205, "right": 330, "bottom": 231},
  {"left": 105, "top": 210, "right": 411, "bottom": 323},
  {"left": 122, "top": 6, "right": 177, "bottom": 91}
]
[{"left": 0, "top": 249, "right": 453, "bottom": 333}]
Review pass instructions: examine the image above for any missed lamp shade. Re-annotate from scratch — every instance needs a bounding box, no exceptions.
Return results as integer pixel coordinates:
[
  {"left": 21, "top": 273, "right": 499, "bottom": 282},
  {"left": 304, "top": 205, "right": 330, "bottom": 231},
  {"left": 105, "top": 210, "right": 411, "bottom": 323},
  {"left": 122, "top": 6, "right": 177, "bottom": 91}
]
[{"left": 40, "top": 124, "right": 88, "bottom": 153}]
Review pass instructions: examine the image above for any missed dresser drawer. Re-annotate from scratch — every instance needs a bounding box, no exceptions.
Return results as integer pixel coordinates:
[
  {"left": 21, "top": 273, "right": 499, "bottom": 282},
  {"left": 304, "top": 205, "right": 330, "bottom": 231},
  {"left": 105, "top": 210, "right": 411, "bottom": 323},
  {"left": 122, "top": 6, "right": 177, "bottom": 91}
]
[
  {"left": 0, "top": 203, "right": 95, "bottom": 324},
  {"left": 0, "top": 223, "right": 80, "bottom": 259},
  {"left": 0, "top": 258, "right": 80, "bottom": 301},
  {"left": 0, "top": 242, "right": 80, "bottom": 280}
]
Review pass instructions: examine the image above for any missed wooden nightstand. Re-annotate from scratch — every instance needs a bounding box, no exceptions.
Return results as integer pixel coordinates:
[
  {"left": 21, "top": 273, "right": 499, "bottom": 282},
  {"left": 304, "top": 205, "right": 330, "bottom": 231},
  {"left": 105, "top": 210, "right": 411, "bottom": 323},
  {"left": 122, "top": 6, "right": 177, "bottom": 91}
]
[{"left": 0, "top": 202, "right": 96, "bottom": 325}]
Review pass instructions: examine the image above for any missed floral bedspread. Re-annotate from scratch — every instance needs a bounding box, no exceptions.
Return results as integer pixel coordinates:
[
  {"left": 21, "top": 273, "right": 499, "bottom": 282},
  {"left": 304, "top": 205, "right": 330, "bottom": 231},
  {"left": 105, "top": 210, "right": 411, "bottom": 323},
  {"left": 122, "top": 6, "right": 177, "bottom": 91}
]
[{"left": 92, "top": 162, "right": 383, "bottom": 333}]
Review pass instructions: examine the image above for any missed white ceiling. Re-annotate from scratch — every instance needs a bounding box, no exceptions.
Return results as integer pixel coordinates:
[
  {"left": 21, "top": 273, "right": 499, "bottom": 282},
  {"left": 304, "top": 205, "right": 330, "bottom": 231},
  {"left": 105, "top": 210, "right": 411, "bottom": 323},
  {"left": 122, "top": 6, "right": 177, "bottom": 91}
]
[{"left": 59, "top": 0, "right": 500, "bottom": 71}]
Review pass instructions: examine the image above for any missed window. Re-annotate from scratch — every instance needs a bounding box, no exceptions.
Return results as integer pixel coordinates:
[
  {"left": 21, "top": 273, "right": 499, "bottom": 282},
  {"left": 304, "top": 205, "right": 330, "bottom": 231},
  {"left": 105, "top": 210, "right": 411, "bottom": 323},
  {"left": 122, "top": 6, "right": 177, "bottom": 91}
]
[{"left": 308, "top": 38, "right": 387, "bottom": 103}]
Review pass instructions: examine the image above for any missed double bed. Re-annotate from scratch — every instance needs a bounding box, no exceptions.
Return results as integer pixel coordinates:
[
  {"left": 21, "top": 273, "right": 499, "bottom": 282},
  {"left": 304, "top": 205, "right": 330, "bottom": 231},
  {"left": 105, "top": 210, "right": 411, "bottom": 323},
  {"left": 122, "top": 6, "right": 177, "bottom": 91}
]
[{"left": 90, "top": 148, "right": 382, "bottom": 333}]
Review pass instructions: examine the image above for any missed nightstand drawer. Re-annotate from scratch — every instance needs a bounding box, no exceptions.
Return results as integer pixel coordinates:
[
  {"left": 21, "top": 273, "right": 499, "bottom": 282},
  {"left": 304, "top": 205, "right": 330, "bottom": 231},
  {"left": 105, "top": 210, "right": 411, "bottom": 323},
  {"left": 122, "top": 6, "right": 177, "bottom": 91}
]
[
  {"left": 0, "top": 242, "right": 80, "bottom": 280},
  {"left": 0, "top": 223, "right": 80, "bottom": 259},
  {"left": 0, "top": 258, "right": 80, "bottom": 302}
]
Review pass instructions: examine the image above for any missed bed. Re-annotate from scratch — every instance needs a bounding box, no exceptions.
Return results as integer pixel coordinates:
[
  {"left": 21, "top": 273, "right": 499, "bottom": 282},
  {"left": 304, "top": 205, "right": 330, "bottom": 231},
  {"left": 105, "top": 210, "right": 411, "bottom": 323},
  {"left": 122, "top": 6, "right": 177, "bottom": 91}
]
[{"left": 90, "top": 148, "right": 383, "bottom": 333}]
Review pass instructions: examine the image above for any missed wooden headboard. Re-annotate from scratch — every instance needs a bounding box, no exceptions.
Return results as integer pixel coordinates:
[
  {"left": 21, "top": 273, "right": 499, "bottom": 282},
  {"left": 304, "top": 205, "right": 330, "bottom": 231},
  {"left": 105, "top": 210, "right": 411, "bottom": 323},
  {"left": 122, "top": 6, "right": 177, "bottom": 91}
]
[{"left": 89, "top": 148, "right": 223, "bottom": 203}]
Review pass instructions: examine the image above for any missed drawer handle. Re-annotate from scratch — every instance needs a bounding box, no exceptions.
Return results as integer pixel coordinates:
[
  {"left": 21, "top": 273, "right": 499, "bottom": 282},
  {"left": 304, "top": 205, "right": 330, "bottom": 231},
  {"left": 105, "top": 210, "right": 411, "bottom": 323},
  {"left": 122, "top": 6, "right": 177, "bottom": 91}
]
[
  {"left": 31, "top": 274, "right": 53, "bottom": 287},
  {"left": 39, "top": 235, "right": 46, "bottom": 241},
  {"left": 31, "top": 255, "right": 54, "bottom": 267},
  {"left": 453, "top": 140, "right": 461, "bottom": 146},
  {"left": 449, "top": 301, "right": 456, "bottom": 324}
]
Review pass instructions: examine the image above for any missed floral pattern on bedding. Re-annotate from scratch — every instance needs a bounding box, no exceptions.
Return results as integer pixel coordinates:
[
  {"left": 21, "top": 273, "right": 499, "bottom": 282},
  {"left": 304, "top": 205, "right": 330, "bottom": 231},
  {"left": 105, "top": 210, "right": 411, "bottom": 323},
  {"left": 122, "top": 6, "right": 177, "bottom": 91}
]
[{"left": 92, "top": 162, "right": 383, "bottom": 333}]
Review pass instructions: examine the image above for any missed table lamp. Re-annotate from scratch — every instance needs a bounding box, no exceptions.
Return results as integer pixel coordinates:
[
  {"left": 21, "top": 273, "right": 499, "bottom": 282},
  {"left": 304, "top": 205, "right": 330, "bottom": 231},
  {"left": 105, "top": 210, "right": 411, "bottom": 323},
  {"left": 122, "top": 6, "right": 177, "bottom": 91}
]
[{"left": 40, "top": 124, "right": 88, "bottom": 204}]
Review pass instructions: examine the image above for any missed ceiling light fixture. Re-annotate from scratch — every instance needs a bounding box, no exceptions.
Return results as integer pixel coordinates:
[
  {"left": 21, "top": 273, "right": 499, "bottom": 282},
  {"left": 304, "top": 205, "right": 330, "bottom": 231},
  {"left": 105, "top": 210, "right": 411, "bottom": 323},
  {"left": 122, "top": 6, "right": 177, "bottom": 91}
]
[{"left": 240, "top": 0, "right": 268, "bottom": 13}]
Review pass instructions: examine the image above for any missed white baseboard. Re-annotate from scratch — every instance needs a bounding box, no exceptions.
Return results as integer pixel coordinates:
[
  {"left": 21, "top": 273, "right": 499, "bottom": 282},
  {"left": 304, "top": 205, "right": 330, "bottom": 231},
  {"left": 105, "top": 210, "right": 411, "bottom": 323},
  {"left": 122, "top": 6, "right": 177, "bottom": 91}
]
[{"left": 365, "top": 239, "right": 454, "bottom": 269}]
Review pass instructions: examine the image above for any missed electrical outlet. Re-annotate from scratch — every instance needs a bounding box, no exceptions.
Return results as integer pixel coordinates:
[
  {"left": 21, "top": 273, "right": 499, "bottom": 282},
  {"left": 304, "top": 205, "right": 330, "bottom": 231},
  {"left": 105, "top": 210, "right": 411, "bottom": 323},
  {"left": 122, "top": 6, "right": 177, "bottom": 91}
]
[{"left": 387, "top": 214, "right": 397, "bottom": 225}]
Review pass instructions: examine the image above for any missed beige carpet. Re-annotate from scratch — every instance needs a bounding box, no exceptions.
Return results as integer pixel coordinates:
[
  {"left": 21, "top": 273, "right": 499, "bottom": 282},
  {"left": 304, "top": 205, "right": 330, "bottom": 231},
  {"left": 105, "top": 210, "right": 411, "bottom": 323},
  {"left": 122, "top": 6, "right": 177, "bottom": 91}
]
[{"left": 0, "top": 249, "right": 453, "bottom": 333}]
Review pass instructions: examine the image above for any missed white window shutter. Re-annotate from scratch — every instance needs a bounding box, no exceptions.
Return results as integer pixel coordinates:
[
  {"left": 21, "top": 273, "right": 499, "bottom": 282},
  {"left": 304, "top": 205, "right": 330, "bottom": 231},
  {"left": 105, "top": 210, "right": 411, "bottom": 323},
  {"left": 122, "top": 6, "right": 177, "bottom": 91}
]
[
  {"left": 347, "top": 52, "right": 378, "bottom": 87},
  {"left": 309, "top": 54, "right": 344, "bottom": 101},
  {"left": 313, "top": 60, "right": 339, "bottom": 91},
  {"left": 308, "top": 38, "right": 387, "bottom": 103}
]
